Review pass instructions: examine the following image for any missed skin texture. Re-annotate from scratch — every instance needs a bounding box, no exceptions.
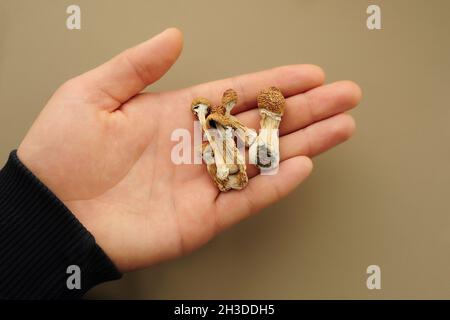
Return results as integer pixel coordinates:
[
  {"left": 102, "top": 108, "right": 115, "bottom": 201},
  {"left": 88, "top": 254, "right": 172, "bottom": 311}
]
[{"left": 17, "top": 28, "right": 361, "bottom": 272}]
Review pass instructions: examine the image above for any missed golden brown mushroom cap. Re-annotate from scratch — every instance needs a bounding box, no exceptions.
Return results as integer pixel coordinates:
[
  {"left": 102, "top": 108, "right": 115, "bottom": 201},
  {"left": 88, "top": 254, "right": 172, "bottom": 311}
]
[
  {"left": 191, "top": 97, "right": 212, "bottom": 115},
  {"left": 211, "top": 104, "right": 226, "bottom": 115},
  {"left": 205, "top": 112, "right": 236, "bottom": 128},
  {"left": 256, "top": 87, "right": 286, "bottom": 115},
  {"left": 222, "top": 88, "right": 238, "bottom": 106}
]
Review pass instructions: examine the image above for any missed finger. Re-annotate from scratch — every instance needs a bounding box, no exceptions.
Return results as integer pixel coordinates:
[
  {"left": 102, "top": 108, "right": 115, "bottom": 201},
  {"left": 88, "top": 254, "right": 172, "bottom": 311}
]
[
  {"left": 235, "top": 80, "right": 362, "bottom": 136},
  {"left": 215, "top": 156, "right": 313, "bottom": 231},
  {"left": 187, "top": 64, "right": 325, "bottom": 114},
  {"left": 246, "top": 113, "right": 356, "bottom": 178},
  {"left": 66, "top": 28, "right": 183, "bottom": 111}
]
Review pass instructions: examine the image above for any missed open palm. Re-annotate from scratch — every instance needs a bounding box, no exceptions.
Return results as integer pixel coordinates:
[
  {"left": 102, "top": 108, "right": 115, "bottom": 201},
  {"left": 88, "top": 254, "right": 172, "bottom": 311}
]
[{"left": 17, "top": 28, "right": 361, "bottom": 272}]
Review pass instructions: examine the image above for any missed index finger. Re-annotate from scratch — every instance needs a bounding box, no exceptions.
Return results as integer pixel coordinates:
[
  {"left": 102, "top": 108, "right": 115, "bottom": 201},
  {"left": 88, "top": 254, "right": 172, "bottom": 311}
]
[{"left": 186, "top": 64, "right": 325, "bottom": 114}]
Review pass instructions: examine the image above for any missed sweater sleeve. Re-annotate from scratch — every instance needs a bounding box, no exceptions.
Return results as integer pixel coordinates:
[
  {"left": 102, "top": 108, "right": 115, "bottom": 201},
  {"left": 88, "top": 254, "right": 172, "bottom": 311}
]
[{"left": 0, "top": 151, "right": 122, "bottom": 299}]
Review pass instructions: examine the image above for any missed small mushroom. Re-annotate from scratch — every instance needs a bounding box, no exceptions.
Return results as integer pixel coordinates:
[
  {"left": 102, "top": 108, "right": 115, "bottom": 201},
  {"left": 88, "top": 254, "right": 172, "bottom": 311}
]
[
  {"left": 205, "top": 108, "right": 248, "bottom": 191},
  {"left": 192, "top": 98, "right": 229, "bottom": 180},
  {"left": 250, "top": 87, "right": 285, "bottom": 169},
  {"left": 220, "top": 89, "right": 258, "bottom": 147}
]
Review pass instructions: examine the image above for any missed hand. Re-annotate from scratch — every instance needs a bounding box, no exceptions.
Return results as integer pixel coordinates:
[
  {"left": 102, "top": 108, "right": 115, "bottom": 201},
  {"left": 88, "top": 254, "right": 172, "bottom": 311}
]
[{"left": 18, "top": 28, "right": 361, "bottom": 272}]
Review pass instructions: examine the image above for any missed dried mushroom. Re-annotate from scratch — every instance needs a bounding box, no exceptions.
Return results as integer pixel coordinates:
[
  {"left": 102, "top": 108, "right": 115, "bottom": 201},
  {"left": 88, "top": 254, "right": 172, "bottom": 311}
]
[
  {"left": 191, "top": 86, "right": 285, "bottom": 191},
  {"left": 249, "top": 87, "right": 285, "bottom": 170}
]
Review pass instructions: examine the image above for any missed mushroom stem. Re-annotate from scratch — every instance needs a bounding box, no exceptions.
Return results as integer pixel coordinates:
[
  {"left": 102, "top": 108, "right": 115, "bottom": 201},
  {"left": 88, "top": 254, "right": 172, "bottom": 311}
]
[
  {"left": 229, "top": 116, "right": 258, "bottom": 147},
  {"left": 254, "top": 109, "right": 281, "bottom": 168},
  {"left": 216, "top": 125, "right": 239, "bottom": 173},
  {"left": 206, "top": 107, "right": 248, "bottom": 191},
  {"left": 221, "top": 88, "right": 257, "bottom": 147},
  {"left": 251, "top": 87, "right": 285, "bottom": 169},
  {"left": 206, "top": 129, "right": 229, "bottom": 180},
  {"left": 202, "top": 137, "right": 248, "bottom": 192},
  {"left": 206, "top": 114, "right": 247, "bottom": 188},
  {"left": 191, "top": 100, "right": 229, "bottom": 180}
]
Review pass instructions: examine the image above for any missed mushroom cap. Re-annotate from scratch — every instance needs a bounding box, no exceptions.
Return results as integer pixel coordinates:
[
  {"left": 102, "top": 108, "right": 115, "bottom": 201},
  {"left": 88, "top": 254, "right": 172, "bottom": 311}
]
[
  {"left": 222, "top": 88, "right": 238, "bottom": 106},
  {"left": 206, "top": 112, "right": 236, "bottom": 128},
  {"left": 256, "top": 87, "right": 285, "bottom": 115},
  {"left": 191, "top": 97, "right": 212, "bottom": 115},
  {"left": 211, "top": 104, "right": 226, "bottom": 115}
]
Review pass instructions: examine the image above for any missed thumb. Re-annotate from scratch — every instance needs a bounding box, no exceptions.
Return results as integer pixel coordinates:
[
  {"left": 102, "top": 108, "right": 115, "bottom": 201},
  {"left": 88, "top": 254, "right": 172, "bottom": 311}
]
[{"left": 70, "top": 28, "right": 183, "bottom": 111}]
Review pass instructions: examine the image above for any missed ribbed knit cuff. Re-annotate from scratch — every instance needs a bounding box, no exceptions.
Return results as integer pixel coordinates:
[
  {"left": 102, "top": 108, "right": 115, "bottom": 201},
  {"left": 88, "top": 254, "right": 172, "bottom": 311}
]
[{"left": 0, "top": 151, "right": 122, "bottom": 299}]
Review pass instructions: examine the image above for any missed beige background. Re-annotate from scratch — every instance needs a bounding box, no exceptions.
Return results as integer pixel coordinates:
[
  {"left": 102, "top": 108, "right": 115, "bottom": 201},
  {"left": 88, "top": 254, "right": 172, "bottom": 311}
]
[{"left": 1, "top": 0, "right": 449, "bottom": 299}]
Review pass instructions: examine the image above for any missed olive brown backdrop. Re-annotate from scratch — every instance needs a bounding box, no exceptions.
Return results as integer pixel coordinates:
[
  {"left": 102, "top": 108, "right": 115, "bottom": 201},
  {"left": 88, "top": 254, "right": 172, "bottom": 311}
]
[{"left": 1, "top": 0, "right": 449, "bottom": 299}]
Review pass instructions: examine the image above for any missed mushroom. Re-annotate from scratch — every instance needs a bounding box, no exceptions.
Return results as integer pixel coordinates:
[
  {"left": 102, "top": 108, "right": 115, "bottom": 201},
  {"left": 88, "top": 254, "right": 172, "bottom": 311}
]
[
  {"left": 205, "top": 107, "right": 248, "bottom": 191},
  {"left": 220, "top": 89, "right": 258, "bottom": 147},
  {"left": 202, "top": 141, "right": 248, "bottom": 192},
  {"left": 191, "top": 98, "right": 229, "bottom": 180},
  {"left": 192, "top": 87, "right": 285, "bottom": 191},
  {"left": 249, "top": 87, "right": 286, "bottom": 169}
]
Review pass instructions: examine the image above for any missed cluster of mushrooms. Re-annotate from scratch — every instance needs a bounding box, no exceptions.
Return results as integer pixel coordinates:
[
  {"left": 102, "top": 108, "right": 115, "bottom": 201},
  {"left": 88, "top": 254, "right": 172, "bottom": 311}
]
[{"left": 191, "top": 87, "right": 285, "bottom": 192}]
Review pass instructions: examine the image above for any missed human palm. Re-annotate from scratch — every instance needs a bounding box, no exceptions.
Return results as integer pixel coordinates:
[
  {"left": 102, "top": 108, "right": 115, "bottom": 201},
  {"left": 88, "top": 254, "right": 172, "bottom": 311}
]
[{"left": 17, "top": 28, "right": 361, "bottom": 272}]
